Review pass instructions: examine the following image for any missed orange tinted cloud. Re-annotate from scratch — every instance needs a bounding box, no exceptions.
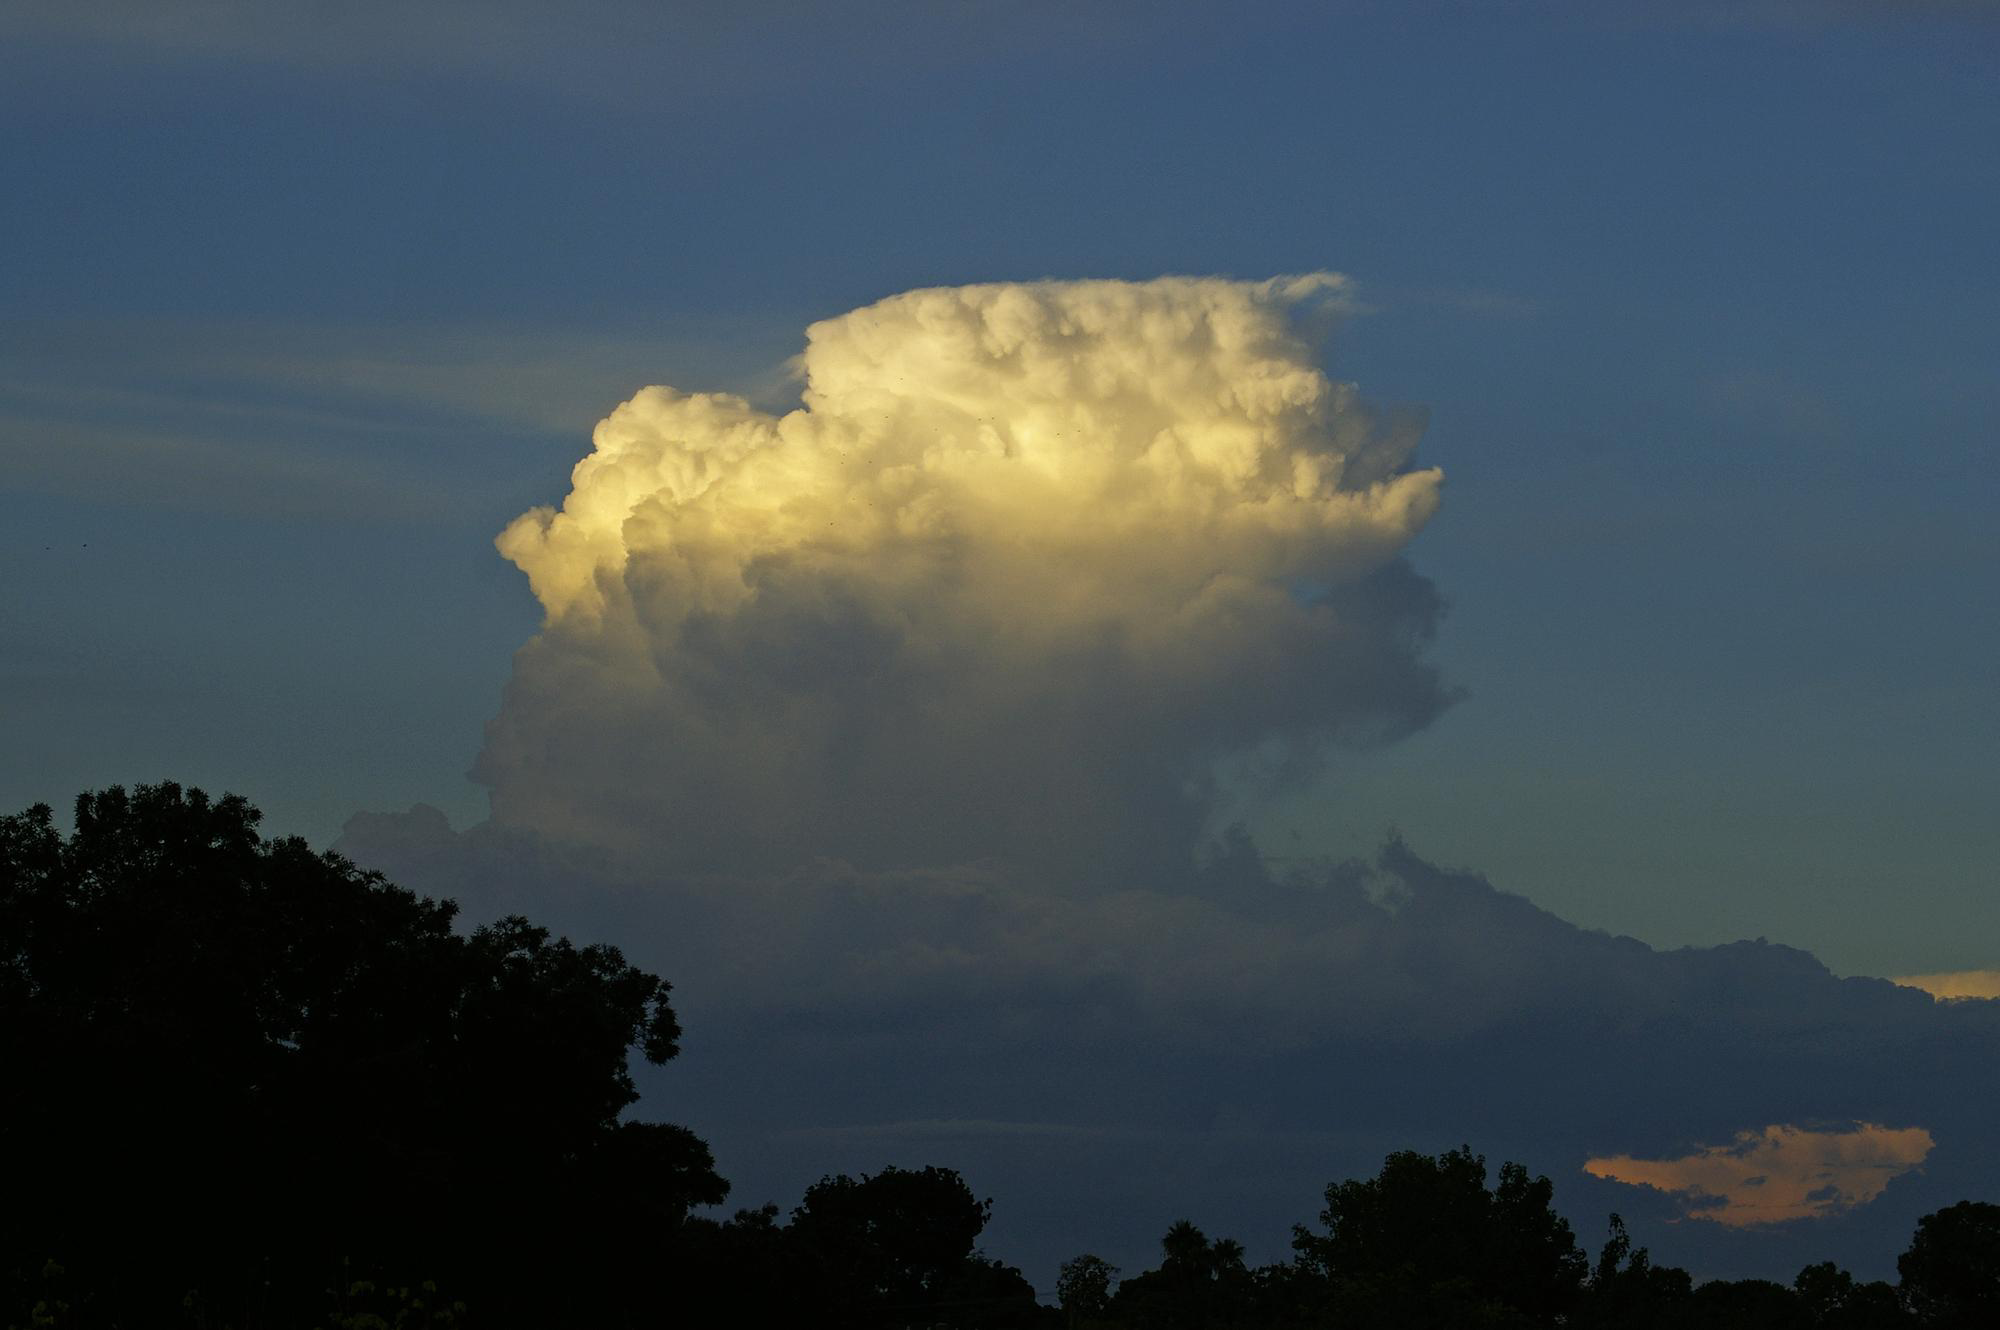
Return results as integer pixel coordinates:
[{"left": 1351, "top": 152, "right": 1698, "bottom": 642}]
[
  {"left": 1893, "top": 970, "right": 2000, "bottom": 1002},
  {"left": 1584, "top": 1123, "right": 1934, "bottom": 1226}
]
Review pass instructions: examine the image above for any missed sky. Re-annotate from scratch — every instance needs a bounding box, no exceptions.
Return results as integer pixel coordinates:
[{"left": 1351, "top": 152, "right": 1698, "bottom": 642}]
[{"left": 4, "top": 0, "right": 1997, "bottom": 1294}]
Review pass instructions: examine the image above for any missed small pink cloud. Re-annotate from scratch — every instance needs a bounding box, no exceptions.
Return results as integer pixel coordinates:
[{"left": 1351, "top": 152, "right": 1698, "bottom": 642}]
[
  {"left": 1893, "top": 970, "right": 2000, "bottom": 1002},
  {"left": 1584, "top": 1123, "right": 1934, "bottom": 1227}
]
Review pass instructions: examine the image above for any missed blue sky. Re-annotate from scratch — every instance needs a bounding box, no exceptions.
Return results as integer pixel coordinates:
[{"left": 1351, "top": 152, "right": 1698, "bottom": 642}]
[
  {"left": 6, "top": 3, "right": 2000, "bottom": 1281},
  {"left": 8, "top": 1, "right": 1992, "bottom": 975}
]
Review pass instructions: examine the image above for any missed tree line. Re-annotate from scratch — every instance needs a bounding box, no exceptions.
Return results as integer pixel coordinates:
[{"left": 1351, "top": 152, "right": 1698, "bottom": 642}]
[
  {"left": 1045, "top": 1154, "right": 1996, "bottom": 1329},
  {"left": 3, "top": 784, "right": 1994, "bottom": 1328}
]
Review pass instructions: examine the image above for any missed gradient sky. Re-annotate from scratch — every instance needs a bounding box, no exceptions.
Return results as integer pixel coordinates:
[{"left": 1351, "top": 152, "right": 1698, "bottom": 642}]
[{"left": 5, "top": 1, "right": 1999, "bottom": 1284}]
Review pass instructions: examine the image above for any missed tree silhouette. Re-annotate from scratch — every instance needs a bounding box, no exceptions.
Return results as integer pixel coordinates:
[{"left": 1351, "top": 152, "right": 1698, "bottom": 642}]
[
  {"left": 0, "top": 783, "right": 723, "bottom": 1328},
  {"left": 781, "top": 1164, "right": 1041, "bottom": 1327},
  {"left": 1106, "top": 1219, "right": 1258, "bottom": 1328},
  {"left": 1574, "top": 1213, "right": 1693, "bottom": 1328},
  {"left": 1793, "top": 1262, "right": 1904, "bottom": 1330},
  {"left": 1898, "top": 1201, "right": 2000, "bottom": 1327},
  {"left": 1685, "top": 1278, "right": 1814, "bottom": 1330},
  {"left": 1056, "top": 1253, "right": 1119, "bottom": 1325},
  {"left": 1291, "top": 1145, "right": 1587, "bottom": 1324}
]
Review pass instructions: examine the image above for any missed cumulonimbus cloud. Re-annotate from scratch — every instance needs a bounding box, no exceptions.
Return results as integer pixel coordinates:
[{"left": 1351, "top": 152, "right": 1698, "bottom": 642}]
[
  {"left": 1584, "top": 1124, "right": 1936, "bottom": 1227},
  {"left": 341, "top": 273, "right": 2000, "bottom": 1279},
  {"left": 478, "top": 275, "right": 1450, "bottom": 880}
]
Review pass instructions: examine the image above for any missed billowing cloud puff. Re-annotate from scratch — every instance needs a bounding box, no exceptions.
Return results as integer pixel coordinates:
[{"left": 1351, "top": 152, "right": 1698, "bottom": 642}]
[
  {"left": 1585, "top": 1124, "right": 1937, "bottom": 1227},
  {"left": 478, "top": 276, "right": 1449, "bottom": 879}
]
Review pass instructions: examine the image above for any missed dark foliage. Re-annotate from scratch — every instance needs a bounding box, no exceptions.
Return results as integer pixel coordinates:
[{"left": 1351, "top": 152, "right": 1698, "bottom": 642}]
[
  {"left": 0, "top": 783, "right": 723, "bottom": 1328},
  {"left": 1056, "top": 1253, "right": 1118, "bottom": 1325},
  {"left": 1102, "top": 1220, "right": 1253, "bottom": 1328},
  {"left": 1065, "top": 1153, "right": 1996, "bottom": 1330},
  {"left": 670, "top": 1167, "right": 1047, "bottom": 1328},
  {"left": 1290, "top": 1145, "right": 1586, "bottom": 1325},
  {"left": 1573, "top": 1213, "right": 1695, "bottom": 1329},
  {"left": 1897, "top": 1201, "right": 2000, "bottom": 1328},
  {"left": 1793, "top": 1261, "right": 1904, "bottom": 1329}
]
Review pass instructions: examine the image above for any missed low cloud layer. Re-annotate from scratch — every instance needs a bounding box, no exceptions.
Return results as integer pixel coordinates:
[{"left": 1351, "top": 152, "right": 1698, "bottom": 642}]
[
  {"left": 340, "top": 808, "right": 2000, "bottom": 1282},
  {"left": 481, "top": 276, "right": 1448, "bottom": 881},
  {"left": 1585, "top": 1124, "right": 1937, "bottom": 1227}
]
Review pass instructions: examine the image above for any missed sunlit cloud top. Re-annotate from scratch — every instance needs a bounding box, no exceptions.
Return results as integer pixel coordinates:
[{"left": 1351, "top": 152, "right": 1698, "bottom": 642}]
[
  {"left": 478, "top": 275, "right": 1450, "bottom": 876},
  {"left": 500, "top": 274, "right": 1437, "bottom": 631}
]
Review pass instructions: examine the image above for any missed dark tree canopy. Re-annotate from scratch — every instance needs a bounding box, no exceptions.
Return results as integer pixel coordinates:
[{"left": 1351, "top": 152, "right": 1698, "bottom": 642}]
[
  {"left": 1291, "top": 1145, "right": 1587, "bottom": 1324},
  {"left": 671, "top": 1165, "right": 1043, "bottom": 1328},
  {"left": 1105, "top": 1220, "right": 1255, "bottom": 1329},
  {"left": 1056, "top": 1253, "right": 1119, "bottom": 1324},
  {"left": 1898, "top": 1201, "right": 2000, "bottom": 1328},
  {"left": 1793, "top": 1260, "right": 1904, "bottom": 1330},
  {"left": 789, "top": 1164, "right": 996, "bottom": 1308},
  {"left": 0, "top": 783, "right": 723, "bottom": 1328},
  {"left": 1572, "top": 1213, "right": 1696, "bottom": 1329}
]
